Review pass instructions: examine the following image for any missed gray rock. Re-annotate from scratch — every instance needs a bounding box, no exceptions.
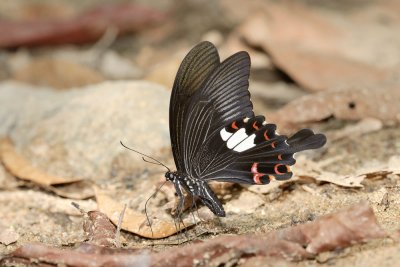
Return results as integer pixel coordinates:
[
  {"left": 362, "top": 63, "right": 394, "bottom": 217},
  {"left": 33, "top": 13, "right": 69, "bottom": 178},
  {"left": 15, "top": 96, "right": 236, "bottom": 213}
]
[{"left": 0, "top": 81, "right": 170, "bottom": 180}]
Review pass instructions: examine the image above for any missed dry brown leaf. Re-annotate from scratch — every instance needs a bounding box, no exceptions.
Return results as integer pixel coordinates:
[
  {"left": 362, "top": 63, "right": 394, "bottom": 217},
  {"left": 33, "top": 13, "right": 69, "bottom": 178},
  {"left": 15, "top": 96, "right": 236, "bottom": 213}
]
[
  {"left": 95, "top": 188, "right": 196, "bottom": 239},
  {"left": 0, "top": 138, "right": 83, "bottom": 186},
  {"left": 298, "top": 156, "right": 400, "bottom": 188},
  {"left": 294, "top": 157, "right": 365, "bottom": 188},
  {"left": 83, "top": 211, "right": 117, "bottom": 247},
  {"left": 237, "top": 4, "right": 400, "bottom": 92},
  {"left": 301, "top": 202, "right": 386, "bottom": 253},
  {"left": 49, "top": 180, "right": 94, "bottom": 200},
  {"left": 0, "top": 163, "right": 20, "bottom": 190},
  {"left": 258, "top": 43, "right": 390, "bottom": 93},
  {"left": 269, "top": 87, "right": 400, "bottom": 126}
]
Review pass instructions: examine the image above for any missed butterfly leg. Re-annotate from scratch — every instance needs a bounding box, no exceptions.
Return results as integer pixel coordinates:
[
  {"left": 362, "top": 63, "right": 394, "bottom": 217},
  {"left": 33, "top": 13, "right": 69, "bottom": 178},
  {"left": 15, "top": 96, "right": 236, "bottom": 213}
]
[
  {"left": 172, "top": 181, "right": 190, "bottom": 241},
  {"left": 173, "top": 181, "right": 186, "bottom": 217}
]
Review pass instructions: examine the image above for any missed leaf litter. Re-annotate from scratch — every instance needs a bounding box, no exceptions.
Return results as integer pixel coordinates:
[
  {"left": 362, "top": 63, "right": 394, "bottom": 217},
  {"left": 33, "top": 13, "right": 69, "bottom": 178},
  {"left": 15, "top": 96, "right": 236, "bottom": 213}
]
[
  {"left": 0, "top": 202, "right": 387, "bottom": 266},
  {"left": 95, "top": 187, "right": 198, "bottom": 239},
  {"left": 269, "top": 86, "right": 400, "bottom": 127},
  {"left": 0, "top": 138, "right": 94, "bottom": 199},
  {"left": 235, "top": 2, "right": 400, "bottom": 92}
]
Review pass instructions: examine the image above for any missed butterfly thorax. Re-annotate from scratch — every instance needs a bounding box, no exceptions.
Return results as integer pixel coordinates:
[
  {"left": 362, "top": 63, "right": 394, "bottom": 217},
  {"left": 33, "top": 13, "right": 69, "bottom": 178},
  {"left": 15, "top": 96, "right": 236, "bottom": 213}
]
[
  {"left": 165, "top": 170, "right": 181, "bottom": 182},
  {"left": 165, "top": 171, "right": 200, "bottom": 194}
]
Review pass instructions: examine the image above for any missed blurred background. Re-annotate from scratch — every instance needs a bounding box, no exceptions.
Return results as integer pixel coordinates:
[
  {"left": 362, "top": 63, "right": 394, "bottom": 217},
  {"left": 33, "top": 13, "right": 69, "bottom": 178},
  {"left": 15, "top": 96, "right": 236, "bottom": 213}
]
[{"left": 0, "top": 0, "right": 400, "bottom": 263}]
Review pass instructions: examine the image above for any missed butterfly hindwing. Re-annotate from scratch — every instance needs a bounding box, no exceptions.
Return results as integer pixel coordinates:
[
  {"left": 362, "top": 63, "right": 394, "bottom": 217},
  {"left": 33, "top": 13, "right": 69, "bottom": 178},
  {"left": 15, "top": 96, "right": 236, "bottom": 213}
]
[{"left": 202, "top": 117, "right": 326, "bottom": 185}]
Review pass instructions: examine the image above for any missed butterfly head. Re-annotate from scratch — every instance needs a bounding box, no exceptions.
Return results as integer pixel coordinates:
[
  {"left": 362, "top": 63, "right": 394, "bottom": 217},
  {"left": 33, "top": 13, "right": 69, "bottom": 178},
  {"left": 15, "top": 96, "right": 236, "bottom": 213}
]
[{"left": 165, "top": 171, "right": 177, "bottom": 182}]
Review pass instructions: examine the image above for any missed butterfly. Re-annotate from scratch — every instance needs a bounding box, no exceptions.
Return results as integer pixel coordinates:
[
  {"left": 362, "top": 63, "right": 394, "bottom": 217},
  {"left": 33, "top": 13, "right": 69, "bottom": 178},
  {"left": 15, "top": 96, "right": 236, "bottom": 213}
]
[{"left": 165, "top": 41, "right": 326, "bottom": 217}]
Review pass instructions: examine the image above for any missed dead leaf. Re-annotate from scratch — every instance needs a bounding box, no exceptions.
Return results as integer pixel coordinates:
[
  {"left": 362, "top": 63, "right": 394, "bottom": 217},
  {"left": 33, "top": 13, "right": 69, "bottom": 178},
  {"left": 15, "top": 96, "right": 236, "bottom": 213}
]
[
  {"left": 13, "top": 58, "right": 104, "bottom": 89},
  {"left": 269, "top": 86, "right": 400, "bottom": 126},
  {"left": 302, "top": 202, "right": 386, "bottom": 253},
  {"left": 0, "top": 3, "right": 165, "bottom": 48},
  {"left": 258, "top": 43, "right": 390, "bottom": 92},
  {"left": 0, "top": 163, "right": 20, "bottom": 190},
  {"left": 83, "top": 211, "right": 117, "bottom": 247},
  {"left": 0, "top": 138, "right": 83, "bottom": 186},
  {"left": 237, "top": 3, "right": 400, "bottom": 92},
  {"left": 49, "top": 180, "right": 94, "bottom": 200},
  {"left": 294, "top": 157, "right": 365, "bottom": 188},
  {"left": 95, "top": 188, "right": 196, "bottom": 239}
]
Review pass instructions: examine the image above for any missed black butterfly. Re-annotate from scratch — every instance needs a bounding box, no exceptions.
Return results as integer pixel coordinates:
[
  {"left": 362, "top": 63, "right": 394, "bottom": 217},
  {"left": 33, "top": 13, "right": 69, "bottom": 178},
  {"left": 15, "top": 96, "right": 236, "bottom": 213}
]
[{"left": 165, "top": 41, "right": 326, "bottom": 217}]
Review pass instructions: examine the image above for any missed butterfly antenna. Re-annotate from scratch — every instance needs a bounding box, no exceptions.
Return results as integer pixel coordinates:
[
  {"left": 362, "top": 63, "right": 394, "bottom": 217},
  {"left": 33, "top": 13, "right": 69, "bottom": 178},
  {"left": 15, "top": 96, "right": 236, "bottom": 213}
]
[
  {"left": 120, "top": 141, "right": 170, "bottom": 172},
  {"left": 144, "top": 180, "right": 168, "bottom": 238}
]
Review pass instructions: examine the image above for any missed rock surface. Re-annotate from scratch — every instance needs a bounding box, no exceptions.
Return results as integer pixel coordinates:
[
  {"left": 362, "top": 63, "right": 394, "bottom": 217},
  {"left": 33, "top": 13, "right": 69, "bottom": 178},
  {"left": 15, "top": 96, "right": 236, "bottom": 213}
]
[{"left": 0, "top": 81, "right": 170, "bottom": 180}]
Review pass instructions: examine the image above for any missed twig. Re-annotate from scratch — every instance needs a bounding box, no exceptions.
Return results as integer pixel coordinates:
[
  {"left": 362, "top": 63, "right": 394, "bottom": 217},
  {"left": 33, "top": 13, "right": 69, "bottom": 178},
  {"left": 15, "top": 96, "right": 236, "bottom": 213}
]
[{"left": 114, "top": 204, "right": 127, "bottom": 248}]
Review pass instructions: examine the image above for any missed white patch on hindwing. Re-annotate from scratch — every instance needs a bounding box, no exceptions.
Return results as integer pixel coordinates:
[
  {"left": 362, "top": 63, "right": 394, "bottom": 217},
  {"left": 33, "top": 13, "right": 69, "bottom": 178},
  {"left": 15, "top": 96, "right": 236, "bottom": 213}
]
[
  {"left": 220, "top": 117, "right": 268, "bottom": 152},
  {"left": 223, "top": 128, "right": 257, "bottom": 152},
  {"left": 220, "top": 128, "right": 233, "bottom": 141},
  {"left": 234, "top": 134, "right": 256, "bottom": 152},
  {"left": 227, "top": 128, "right": 247, "bottom": 148}
]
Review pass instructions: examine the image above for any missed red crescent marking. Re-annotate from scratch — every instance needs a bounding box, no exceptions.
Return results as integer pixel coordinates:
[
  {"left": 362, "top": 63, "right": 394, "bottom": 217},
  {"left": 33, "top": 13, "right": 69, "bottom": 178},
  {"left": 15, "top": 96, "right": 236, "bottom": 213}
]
[
  {"left": 251, "top": 162, "right": 258, "bottom": 173},
  {"left": 271, "top": 142, "right": 276, "bottom": 149},
  {"left": 278, "top": 154, "right": 282, "bottom": 160},
  {"left": 253, "top": 121, "right": 259, "bottom": 130},
  {"left": 253, "top": 173, "right": 262, "bottom": 184},
  {"left": 251, "top": 163, "right": 263, "bottom": 184},
  {"left": 263, "top": 130, "right": 269, "bottom": 140},
  {"left": 274, "top": 164, "right": 285, "bottom": 175},
  {"left": 231, "top": 121, "right": 239, "bottom": 130}
]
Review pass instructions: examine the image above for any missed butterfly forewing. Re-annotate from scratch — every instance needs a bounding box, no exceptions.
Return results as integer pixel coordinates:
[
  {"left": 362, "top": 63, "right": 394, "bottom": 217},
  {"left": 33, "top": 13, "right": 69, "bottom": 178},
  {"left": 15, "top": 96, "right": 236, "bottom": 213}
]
[{"left": 169, "top": 42, "right": 220, "bottom": 172}]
